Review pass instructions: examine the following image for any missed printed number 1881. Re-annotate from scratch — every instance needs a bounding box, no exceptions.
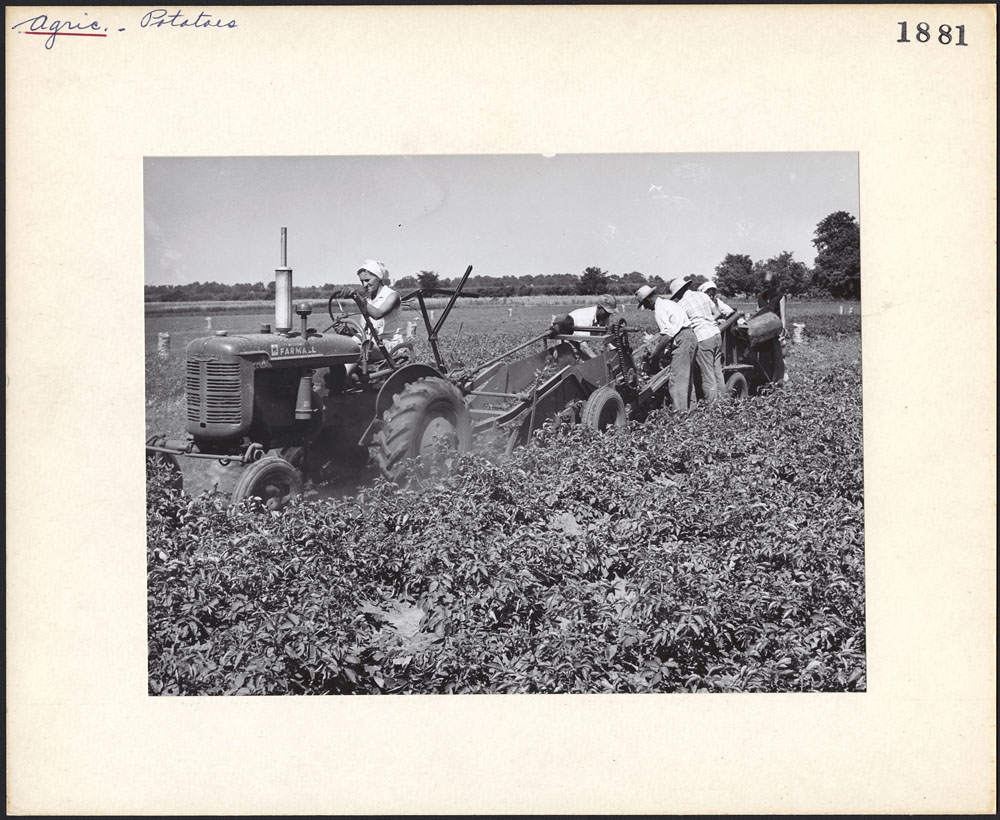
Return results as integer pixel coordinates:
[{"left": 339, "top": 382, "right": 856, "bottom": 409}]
[{"left": 897, "top": 22, "right": 968, "bottom": 46}]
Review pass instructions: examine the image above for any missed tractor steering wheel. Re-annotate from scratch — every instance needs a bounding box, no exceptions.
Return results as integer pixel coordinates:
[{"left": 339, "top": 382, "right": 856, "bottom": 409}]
[
  {"left": 325, "top": 293, "right": 365, "bottom": 336},
  {"left": 327, "top": 292, "right": 350, "bottom": 325}
]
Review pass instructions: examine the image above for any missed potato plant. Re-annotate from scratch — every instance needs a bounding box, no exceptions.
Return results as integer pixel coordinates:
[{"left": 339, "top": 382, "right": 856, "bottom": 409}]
[{"left": 147, "top": 324, "right": 865, "bottom": 695}]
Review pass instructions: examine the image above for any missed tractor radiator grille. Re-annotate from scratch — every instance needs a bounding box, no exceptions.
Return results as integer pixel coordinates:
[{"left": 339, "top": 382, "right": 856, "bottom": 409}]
[{"left": 186, "top": 360, "right": 243, "bottom": 425}]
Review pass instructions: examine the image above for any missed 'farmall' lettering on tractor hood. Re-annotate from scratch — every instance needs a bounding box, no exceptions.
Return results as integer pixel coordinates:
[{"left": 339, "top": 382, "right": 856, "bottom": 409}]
[
  {"left": 270, "top": 342, "right": 321, "bottom": 359},
  {"left": 185, "top": 332, "right": 362, "bottom": 368}
]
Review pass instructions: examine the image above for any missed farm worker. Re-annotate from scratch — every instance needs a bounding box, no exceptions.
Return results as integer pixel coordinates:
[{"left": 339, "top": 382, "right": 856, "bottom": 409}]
[
  {"left": 698, "top": 279, "right": 735, "bottom": 396},
  {"left": 757, "top": 270, "right": 787, "bottom": 334},
  {"left": 332, "top": 260, "right": 404, "bottom": 343},
  {"left": 567, "top": 294, "right": 618, "bottom": 359},
  {"left": 670, "top": 277, "right": 723, "bottom": 404},
  {"left": 698, "top": 280, "right": 735, "bottom": 319},
  {"left": 354, "top": 259, "right": 403, "bottom": 342},
  {"left": 334, "top": 260, "right": 403, "bottom": 381},
  {"left": 754, "top": 272, "right": 788, "bottom": 384},
  {"left": 635, "top": 284, "right": 697, "bottom": 412}
]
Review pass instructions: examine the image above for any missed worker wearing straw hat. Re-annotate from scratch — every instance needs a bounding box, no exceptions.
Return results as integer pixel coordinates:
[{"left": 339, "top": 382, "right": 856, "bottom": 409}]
[
  {"left": 635, "top": 282, "right": 697, "bottom": 412},
  {"left": 671, "top": 277, "right": 723, "bottom": 404}
]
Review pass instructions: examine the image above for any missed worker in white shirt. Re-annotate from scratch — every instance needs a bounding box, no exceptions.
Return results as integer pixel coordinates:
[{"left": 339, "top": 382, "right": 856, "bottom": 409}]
[
  {"left": 567, "top": 294, "right": 618, "bottom": 359},
  {"left": 333, "top": 259, "right": 403, "bottom": 382},
  {"left": 636, "top": 283, "right": 697, "bottom": 412}
]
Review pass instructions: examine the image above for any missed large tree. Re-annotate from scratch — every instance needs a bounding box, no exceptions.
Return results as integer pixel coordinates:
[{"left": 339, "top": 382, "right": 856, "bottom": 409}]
[
  {"left": 417, "top": 270, "right": 441, "bottom": 291},
  {"left": 578, "top": 266, "right": 610, "bottom": 295},
  {"left": 812, "top": 210, "right": 860, "bottom": 299},
  {"left": 753, "top": 251, "right": 810, "bottom": 296},
  {"left": 713, "top": 253, "right": 755, "bottom": 297}
]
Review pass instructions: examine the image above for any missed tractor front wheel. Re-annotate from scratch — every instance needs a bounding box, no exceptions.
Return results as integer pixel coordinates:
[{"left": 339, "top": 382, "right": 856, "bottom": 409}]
[
  {"left": 376, "top": 377, "right": 472, "bottom": 483},
  {"left": 581, "top": 386, "right": 627, "bottom": 431},
  {"left": 232, "top": 457, "right": 303, "bottom": 511}
]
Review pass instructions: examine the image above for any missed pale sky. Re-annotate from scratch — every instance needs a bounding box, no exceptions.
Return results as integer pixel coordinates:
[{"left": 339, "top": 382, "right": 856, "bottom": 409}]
[{"left": 144, "top": 153, "right": 859, "bottom": 287}]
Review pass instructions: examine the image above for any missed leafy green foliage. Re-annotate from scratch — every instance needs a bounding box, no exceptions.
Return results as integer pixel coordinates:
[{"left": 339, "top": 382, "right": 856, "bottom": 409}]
[
  {"left": 713, "top": 253, "right": 756, "bottom": 297},
  {"left": 148, "top": 331, "right": 865, "bottom": 695},
  {"left": 578, "top": 266, "right": 611, "bottom": 295},
  {"left": 754, "top": 251, "right": 812, "bottom": 297},
  {"left": 812, "top": 211, "right": 861, "bottom": 299},
  {"left": 417, "top": 270, "right": 440, "bottom": 291}
]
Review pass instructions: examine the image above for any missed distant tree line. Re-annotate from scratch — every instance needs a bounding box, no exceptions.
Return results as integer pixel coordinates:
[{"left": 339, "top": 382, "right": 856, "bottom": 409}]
[
  {"left": 145, "top": 211, "right": 860, "bottom": 302},
  {"left": 144, "top": 280, "right": 341, "bottom": 303}
]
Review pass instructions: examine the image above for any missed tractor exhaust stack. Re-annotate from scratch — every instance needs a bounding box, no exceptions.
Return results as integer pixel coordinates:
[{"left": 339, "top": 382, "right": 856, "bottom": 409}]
[{"left": 274, "top": 227, "right": 293, "bottom": 334}]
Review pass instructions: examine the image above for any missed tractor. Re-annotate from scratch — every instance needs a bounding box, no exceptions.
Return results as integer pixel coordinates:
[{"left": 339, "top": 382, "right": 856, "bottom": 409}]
[{"left": 146, "top": 229, "right": 479, "bottom": 509}]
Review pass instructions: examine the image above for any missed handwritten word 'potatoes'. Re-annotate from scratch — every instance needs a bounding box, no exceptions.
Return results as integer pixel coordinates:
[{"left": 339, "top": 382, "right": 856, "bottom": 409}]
[{"left": 140, "top": 9, "right": 237, "bottom": 29}]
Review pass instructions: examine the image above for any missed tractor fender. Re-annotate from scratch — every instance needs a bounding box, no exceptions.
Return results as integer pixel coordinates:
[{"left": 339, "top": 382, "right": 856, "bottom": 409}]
[{"left": 358, "top": 363, "right": 447, "bottom": 446}]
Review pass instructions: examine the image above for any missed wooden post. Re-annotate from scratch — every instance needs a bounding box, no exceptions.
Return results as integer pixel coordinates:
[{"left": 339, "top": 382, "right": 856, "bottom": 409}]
[{"left": 157, "top": 332, "right": 170, "bottom": 358}]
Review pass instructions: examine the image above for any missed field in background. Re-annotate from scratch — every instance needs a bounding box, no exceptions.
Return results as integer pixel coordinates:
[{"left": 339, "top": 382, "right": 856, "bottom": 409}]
[
  {"left": 145, "top": 294, "right": 620, "bottom": 315},
  {"left": 146, "top": 297, "right": 861, "bottom": 438}
]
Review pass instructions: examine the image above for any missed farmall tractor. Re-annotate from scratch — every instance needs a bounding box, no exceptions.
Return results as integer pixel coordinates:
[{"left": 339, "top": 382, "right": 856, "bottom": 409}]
[{"left": 146, "top": 230, "right": 478, "bottom": 509}]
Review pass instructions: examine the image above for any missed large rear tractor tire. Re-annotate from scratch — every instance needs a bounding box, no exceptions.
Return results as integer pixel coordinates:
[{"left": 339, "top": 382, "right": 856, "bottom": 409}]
[
  {"left": 232, "top": 456, "right": 303, "bottom": 512},
  {"left": 725, "top": 372, "right": 749, "bottom": 400},
  {"left": 376, "top": 377, "right": 472, "bottom": 483},
  {"left": 581, "top": 386, "right": 627, "bottom": 431}
]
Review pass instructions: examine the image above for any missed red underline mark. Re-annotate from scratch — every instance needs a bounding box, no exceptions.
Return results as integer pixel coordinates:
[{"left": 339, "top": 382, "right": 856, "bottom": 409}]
[{"left": 25, "top": 31, "right": 107, "bottom": 38}]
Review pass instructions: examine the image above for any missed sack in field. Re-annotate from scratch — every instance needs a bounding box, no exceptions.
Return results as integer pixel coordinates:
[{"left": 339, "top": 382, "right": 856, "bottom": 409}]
[{"left": 747, "top": 312, "right": 783, "bottom": 347}]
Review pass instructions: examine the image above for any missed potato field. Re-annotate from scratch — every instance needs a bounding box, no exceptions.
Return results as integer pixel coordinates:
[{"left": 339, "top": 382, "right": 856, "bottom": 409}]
[{"left": 146, "top": 299, "right": 865, "bottom": 694}]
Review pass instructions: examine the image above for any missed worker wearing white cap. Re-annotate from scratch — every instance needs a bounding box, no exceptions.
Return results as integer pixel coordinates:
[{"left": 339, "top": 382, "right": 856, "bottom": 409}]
[
  {"left": 698, "top": 280, "right": 735, "bottom": 319},
  {"left": 567, "top": 294, "right": 619, "bottom": 359},
  {"left": 332, "top": 259, "right": 404, "bottom": 383},
  {"left": 354, "top": 259, "right": 402, "bottom": 341},
  {"left": 636, "top": 283, "right": 697, "bottom": 412},
  {"left": 670, "top": 277, "right": 723, "bottom": 404}
]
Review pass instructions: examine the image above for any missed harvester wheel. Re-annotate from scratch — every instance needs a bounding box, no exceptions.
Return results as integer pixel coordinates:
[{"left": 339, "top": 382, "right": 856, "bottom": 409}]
[
  {"left": 725, "top": 372, "right": 749, "bottom": 400},
  {"left": 581, "top": 386, "right": 627, "bottom": 431},
  {"left": 232, "top": 457, "right": 303, "bottom": 512},
  {"left": 376, "top": 377, "right": 472, "bottom": 483}
]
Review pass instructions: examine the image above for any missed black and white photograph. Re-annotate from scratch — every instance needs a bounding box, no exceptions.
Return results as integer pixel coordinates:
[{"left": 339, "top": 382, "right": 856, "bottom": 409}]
[
  {"left": 144, "top": 152, "right": 865, "bottom": 695},
  {"left": 7, "top": 4, "right": 995, "bottom": 815}
]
